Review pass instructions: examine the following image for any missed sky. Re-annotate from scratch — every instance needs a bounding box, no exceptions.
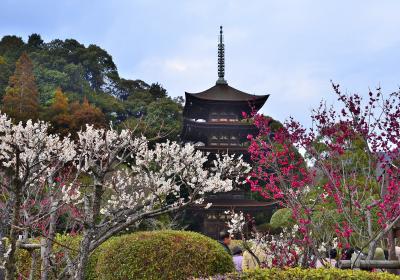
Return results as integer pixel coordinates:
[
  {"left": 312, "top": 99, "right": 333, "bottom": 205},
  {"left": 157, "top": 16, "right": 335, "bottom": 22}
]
[{"left": 2, "top": 0, "right": 400, "bottom": 126}]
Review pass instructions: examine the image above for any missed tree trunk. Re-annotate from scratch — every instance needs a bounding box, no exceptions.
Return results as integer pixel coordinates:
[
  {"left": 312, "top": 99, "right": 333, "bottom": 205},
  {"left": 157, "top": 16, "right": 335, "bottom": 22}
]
[
  {"left": 72, "top": 229, "right": 91, "bottom": 280},
  {"left": 5, "top": 188, "right": 21, "bottom": 280},
  {"left": 5, "top": 152, "right": 22, "bottom": 280},
  {"left": 71, "top": 194, "right": 94, "bottom": 280},
  {"left": 339, "top": 260, "right": 400, "bottom": 269},
  {"left": 0, "top": 233, "right": 5, "bottom": 279},
  {"left": 92, "top": 184, "right": 103, "bottom": 223},
  {"left": 41, "top": 198, "right": 58, "bottom": 280},
  {"left": 366, "top": 239, "right": 377, "bottom": 260},
  {"left": 29, "top": 250, "right": 38, "bottom": 280},
  {"left": 0, "top": 239, "right": 4, "bottom": 280},
  {"left": 72, "top": 183, "right": 104, "bottom": 280},
  {"left": 366, "top": 209, "right": 377, "bottom": 260},
  {"left": 387, "top": 230, "right": 400, "bottom": 275}
]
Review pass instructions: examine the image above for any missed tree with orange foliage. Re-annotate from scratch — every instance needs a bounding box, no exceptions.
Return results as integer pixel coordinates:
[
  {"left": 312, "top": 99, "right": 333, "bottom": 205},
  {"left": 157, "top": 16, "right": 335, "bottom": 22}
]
[
  {"left": 46, "top": 87, "right": 72, "bottom": 136},
  {"left": 70, "top": 97, "right": 105, "bottom": 133},
  {"left": 2, "top": 52, "right": 39, "bottom": 123}
]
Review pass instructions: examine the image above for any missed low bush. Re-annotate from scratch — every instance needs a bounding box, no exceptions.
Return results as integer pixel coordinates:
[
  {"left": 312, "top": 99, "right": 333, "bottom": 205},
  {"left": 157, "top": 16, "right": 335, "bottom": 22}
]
[
  {"left": 242, "top": 268, "right": 400, "bottom": 280},
  {"left": 202, "top": 268, "right": 400, "bottom": 279},
  {"left": 269, "top": 208, "right": 295, "bottom": 229},
  {"left": 94, "top": 230, "right": 234, "bottom": 280},
  {"left": 256, "top": 222, "right": 282, "bottom": 234}
]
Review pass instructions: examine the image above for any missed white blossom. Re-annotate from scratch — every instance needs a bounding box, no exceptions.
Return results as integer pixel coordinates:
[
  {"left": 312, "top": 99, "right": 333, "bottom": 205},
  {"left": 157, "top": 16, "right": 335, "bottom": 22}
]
[
  {"left": 225, "top": 210, "right": 245, "bottom": 235},
  {"left": 98, "top": 140, "right": 250, "bottom": 216},
  {"left": 205, "top": 203, "right": 212, "bottom": 209},
  {"left": 0, "top": 113, "right": 76, "bottom": 186}
]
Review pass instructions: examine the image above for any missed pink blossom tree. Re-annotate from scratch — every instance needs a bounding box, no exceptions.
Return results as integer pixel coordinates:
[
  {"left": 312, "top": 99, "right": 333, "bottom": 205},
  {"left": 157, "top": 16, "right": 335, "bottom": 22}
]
[{"left": 247, "top": 83, "right": 400, "bottom": 266}]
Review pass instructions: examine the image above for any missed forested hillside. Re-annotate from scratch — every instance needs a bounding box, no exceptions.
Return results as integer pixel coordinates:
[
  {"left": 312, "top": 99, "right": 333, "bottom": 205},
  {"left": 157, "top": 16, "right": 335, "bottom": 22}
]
[{"left": 0, "top": 33, "right": 183, "bottom": 139}]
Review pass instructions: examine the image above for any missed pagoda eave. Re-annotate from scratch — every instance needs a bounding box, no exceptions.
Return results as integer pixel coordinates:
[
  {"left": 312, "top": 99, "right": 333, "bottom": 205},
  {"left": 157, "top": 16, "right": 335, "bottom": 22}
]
[
  {"left": 185, "top": 91, "right": 269, "bottom": 103},
  {"left": 183, "top": 119, "right": 257, "bottom": 129},
  {"left": 183, "top": 93, "right": 268, "bottom": 119}
]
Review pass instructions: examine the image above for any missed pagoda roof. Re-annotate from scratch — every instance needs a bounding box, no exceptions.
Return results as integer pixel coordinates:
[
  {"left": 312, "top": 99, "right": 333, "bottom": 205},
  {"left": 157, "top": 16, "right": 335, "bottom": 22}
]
[{"left": 185, "top": 83, "right": 269, "bottom": 103}]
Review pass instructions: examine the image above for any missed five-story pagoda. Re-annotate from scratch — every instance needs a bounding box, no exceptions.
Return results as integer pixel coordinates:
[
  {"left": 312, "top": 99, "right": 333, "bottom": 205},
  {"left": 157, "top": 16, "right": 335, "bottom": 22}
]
[
  {"left": 181, "top": 26, "right": 269, "bottom": 153},
  {"left": 181, "top": 27, "right": 276, "bottom": 239}
]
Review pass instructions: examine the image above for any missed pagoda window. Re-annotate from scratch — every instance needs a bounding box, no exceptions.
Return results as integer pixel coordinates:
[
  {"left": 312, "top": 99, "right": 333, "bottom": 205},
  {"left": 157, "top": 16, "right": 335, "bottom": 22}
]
[
  {"left": 209, "top": 112, "right": 238, "bottom": 122},
  {"left": 206, "top": 213, "right": 218, "bottom": 220},
  {"left": 208, "top": 133, "right": 240, "bottom": 147}
]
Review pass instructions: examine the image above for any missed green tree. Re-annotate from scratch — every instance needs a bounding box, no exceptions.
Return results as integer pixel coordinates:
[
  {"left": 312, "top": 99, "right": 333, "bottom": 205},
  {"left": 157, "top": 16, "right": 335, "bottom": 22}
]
[
  {"left": 149, "top": 82, "right": 167, "bottom": 99},
  {"left": 27, "top": 33, "right": 44, "bottom": 49},
  {"left": 0, "top": 34, "right": 184, "bottom": 138},
  {"left": 122, "top": 97, "right": 182, "bottom": 140},
  {"left": 80, "top": 44, "right": 118, "bottom": 91},
  {"left": 0, "top": 35, "right": 25, "bottom": 57},
  {"left": 0, "top": 36, "right": 25, "bottom": 99},
  {"left": 2, "top": 52, "right": 39, "bottom": 122}
]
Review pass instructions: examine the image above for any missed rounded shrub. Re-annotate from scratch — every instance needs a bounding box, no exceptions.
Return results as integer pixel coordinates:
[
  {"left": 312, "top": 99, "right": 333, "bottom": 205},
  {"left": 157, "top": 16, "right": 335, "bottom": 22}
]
[
  {"left": 94, "top": 230, "right": 234, "bottom": 280},
  {"left": 85, "top": 236, "right": 115, "bottom": 280},
  {"left": 269, "top": 208, "right": 295, "bottom": 229}
]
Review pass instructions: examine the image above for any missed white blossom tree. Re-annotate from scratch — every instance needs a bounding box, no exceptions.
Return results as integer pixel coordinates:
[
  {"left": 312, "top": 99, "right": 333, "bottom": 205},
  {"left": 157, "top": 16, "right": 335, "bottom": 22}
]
[
  {"left": 0, "top": 115, "right": 250, "bottom": 280},
  {"left": 62, "top": 125, "right": 250, "bottom": 280},
  {"left": 0, "top": 114, "right": 76, "bottom": 280}
]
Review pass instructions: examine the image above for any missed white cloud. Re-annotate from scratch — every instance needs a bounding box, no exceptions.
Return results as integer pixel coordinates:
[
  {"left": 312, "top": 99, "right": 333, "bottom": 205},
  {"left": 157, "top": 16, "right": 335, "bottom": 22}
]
[{"left": 4, "top": 0, "right": 400, "bottom": 128}]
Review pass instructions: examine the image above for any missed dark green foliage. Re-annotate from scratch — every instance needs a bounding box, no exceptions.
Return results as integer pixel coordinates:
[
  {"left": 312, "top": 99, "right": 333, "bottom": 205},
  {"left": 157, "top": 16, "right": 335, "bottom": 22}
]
[
  {"left": 122, "top": 96, "right": 182, "bottom": 140},
  {"left": 149, "top": 82, "right": 167, "bottom": 99},
  {"left": 94, "top": 230, "right": 234, "bottom": 280},
  {"left": 0, "top": 36, "right": 25, "bottom": 99},
  {"left": 27, "top": 34, "right": 44, "bottom": 49},
  {"left": 256, "top": 223, "right": 282, "bottom": 234},
  {"left": 0, "top": 34, "right": 183, "bottom": 139}
]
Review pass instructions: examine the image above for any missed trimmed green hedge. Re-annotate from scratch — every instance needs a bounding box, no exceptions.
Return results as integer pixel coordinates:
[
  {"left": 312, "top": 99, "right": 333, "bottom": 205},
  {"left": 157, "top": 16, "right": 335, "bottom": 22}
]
[
  {"left": 15, "top": 230, "right": 233, "bottom": 280},
  {"left": 209, "top": 268, "right": 400, "bottom": 279},
  {"left": 94, "top": 230, "right": 234, "bottom": 280},
  {"left": 269, "top": 208, "right": 295, "bottom": 229}
]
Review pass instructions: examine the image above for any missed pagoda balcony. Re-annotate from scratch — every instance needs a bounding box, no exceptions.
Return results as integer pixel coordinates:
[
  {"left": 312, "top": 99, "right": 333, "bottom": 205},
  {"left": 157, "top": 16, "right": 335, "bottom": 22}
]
[
  {"left": 183, "top": 118, "right": 256, "bottom": 129},
  {"left": 195, "top": 145, "right": 249, "bottom": 153},
  {"left": 181, "top": 118, "right": 258, "bottom": 144}
]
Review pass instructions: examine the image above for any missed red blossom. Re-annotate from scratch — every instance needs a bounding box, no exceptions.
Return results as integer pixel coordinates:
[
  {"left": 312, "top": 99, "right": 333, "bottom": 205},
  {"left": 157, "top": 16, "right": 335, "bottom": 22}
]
[{"left": 246, "top": 82, "right": 400, "bottom": 263}]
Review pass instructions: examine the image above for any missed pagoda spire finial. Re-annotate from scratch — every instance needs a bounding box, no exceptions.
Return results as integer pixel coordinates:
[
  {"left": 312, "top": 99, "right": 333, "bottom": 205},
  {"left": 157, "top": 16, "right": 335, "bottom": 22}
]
[{"left": 216, "top": 26, "right": 227, "bottom": 85}]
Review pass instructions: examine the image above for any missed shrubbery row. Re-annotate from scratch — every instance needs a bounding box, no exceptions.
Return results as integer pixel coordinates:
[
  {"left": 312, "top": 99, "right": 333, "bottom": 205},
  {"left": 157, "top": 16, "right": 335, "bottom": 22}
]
[{"left": 205, "top": 268, "right": 400, "bottom": 280}]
